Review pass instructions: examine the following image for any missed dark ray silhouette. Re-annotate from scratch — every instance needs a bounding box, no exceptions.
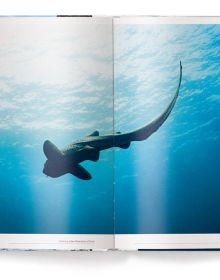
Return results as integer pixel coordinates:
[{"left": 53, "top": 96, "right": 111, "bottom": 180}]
[{"left": 43, "top": 62, "right": 182, "bottom": 180}]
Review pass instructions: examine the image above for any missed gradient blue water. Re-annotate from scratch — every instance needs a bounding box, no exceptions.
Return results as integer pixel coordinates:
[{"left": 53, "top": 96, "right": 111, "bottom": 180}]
[
  {"left": 114, "top": 24, "right": 220, "bottom": 233},
  {"left": 0, "top": 19, "right": 114, "bottom": 234},
  {"left": 1, "top": 22, "right": 220, "bottom": 235}
]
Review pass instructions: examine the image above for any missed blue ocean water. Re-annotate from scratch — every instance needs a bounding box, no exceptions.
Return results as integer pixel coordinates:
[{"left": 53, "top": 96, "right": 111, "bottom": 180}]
[
  {"left": 0, "top": 19, "right": 114, "bottom": 234},
  {"left": 0, "top": 22, "right": 220, "bottom": 235},
  {"left": 114, "top": 24, "right": 220, "bottom": 233}
]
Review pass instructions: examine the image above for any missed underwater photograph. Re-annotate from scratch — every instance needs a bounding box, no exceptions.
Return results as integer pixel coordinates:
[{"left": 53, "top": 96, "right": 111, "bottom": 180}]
[
  {"left": 0, "top": 18, "right": 220, "bottom": 236},
  {"left": 114, "top": 23, "right": 220, "bottom": 234},
  {"left": 0, "top": 18, "right": 114, "bottom": 234}
]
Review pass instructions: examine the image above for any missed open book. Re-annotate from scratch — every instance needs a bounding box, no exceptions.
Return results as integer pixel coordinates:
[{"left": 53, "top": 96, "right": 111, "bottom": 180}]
[{"left": 0, "top": 16, "right": 219, "bottom": 251}]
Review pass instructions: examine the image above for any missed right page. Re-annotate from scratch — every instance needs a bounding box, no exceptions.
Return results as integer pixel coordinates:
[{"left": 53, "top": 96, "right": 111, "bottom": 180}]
[{"left": 113, "top": 16, "right": 220, "bottom": 250}]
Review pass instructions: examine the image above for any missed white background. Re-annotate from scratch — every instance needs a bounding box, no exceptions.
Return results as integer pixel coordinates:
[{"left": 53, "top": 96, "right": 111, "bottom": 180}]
[{"left": 1, "top": 0, "right": 220, "bottom": 280}]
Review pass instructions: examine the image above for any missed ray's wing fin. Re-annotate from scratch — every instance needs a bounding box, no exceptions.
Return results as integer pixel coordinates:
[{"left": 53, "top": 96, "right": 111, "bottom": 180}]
[
  {"left": 87, "top": 130, "right": 99, "bottom": 137},
  {"left": 70, "top": 164, "right": 92, "bottom": 180},
  {"left": 117, "top": 142, "right": 130, "bottom": 149},
  {"left": 43, "top": 140, "right": 63, "bottom": 160}
]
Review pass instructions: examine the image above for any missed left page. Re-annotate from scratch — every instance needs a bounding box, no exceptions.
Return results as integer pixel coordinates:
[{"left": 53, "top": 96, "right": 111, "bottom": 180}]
[{"left": 0, "top": 16, "right": 114, "bottom": 250}]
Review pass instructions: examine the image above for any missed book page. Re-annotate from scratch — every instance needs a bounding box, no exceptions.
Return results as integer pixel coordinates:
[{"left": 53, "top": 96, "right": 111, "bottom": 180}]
[
  {"left": 0, "top": 16, "right": 114, "bottom": 250},
  {"left": 113, "top": 16, "right": 220, "bottom": 250}
]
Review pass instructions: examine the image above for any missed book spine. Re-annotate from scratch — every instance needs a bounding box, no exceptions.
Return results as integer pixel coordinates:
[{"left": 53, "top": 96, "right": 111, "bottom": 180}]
[{"left": 57, "top": 15, "right": 92, "bottom": 17}]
